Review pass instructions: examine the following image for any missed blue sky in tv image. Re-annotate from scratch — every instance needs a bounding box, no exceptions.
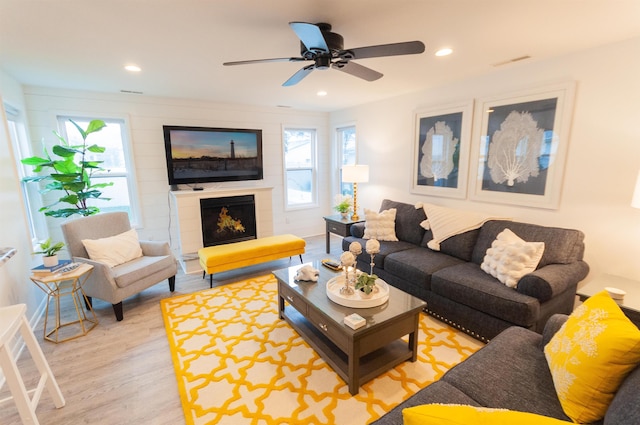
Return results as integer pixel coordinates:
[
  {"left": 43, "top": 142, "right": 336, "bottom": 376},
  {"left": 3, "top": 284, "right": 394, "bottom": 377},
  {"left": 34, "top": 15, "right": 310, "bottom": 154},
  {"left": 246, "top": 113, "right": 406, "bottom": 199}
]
[{"left": 168, "top": 128, "right": 258, "bottom": 159}]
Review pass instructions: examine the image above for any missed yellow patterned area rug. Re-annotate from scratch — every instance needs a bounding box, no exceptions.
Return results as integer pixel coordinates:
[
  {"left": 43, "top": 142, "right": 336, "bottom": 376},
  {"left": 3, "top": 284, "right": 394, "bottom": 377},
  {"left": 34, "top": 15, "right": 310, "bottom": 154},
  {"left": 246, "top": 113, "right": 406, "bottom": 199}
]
[{"left": 160, "top": 274, "right": 483, "bottom": 425}]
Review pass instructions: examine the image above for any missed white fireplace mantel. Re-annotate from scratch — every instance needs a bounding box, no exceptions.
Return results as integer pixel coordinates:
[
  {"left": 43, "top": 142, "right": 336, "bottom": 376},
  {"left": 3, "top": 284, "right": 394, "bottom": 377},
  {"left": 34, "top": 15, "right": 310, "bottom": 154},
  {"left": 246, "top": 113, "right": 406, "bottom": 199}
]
[{"left": 170, "top": 186, "right": 274, "bottom": 273}]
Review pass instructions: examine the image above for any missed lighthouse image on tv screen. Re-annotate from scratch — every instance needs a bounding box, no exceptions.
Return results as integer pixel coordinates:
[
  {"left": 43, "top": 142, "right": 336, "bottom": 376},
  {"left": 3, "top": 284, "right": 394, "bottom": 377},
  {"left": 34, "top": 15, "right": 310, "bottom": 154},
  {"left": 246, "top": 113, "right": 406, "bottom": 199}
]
[{"left": 163, "top": 126, "right": 263, "bottom": 185}]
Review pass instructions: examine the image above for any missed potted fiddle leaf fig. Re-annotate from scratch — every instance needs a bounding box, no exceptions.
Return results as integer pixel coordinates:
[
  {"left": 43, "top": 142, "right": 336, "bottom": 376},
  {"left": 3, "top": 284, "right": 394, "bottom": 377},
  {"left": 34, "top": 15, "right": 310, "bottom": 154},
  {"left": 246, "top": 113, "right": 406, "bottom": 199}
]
[
  {"left": 21, "top": 119, "right": 113, "bottom": 218},
  {"left": 33, "top": 238, "right": 65, "bottom": 267}
]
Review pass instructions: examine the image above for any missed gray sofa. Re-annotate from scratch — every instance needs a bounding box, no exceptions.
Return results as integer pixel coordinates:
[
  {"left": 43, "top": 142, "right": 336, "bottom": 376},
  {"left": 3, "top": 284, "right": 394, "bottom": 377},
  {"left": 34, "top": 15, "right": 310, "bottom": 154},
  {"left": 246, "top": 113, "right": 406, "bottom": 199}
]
[
  {"left": 371, "top": 314, "right": 640, "bottom": 425},
  {"left": 342, "top": 199, "right": 589, "bottom": 342}
]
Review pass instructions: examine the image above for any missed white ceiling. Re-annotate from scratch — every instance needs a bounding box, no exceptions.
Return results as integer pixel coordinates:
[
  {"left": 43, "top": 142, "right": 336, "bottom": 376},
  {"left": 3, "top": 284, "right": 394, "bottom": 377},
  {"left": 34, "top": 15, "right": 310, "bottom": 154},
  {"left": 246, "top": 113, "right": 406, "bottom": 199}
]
[{"left": 2, "top": 0, "right": 640, "bottom": 112}]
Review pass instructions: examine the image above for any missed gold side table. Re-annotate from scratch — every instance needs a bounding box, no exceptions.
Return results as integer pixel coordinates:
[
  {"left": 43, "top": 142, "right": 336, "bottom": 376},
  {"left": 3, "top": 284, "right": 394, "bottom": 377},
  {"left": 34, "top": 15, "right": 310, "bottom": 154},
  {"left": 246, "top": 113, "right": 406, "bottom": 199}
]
[{"left": 30, "top": 263, "right": 98, "bottom": 343}]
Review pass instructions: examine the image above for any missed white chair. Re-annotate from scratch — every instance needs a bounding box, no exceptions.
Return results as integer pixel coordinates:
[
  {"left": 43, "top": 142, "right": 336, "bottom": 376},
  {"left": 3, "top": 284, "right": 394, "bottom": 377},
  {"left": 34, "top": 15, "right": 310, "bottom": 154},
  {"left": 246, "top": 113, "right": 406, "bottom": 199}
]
[{"left": 0, "top": 304, "right": 65, "bottom": 424}]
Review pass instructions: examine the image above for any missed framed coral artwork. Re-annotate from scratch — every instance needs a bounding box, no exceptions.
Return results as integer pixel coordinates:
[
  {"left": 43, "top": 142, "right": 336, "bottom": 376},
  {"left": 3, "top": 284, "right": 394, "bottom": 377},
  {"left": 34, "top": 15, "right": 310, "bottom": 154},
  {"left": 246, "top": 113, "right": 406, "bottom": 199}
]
[
  {"left": 411, "top": 100, "right": 474, "bottom": 199},
  {"left": 469, "top": 82, "right": 576, "bottom": 209}
]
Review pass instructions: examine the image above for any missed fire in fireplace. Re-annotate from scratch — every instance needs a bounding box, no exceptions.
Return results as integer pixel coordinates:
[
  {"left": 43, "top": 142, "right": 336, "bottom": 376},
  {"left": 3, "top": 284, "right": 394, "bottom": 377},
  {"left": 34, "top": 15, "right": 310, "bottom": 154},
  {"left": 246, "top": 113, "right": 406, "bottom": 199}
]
[{"left": 200, "top": 195, "right": 257, "bottom": 247}]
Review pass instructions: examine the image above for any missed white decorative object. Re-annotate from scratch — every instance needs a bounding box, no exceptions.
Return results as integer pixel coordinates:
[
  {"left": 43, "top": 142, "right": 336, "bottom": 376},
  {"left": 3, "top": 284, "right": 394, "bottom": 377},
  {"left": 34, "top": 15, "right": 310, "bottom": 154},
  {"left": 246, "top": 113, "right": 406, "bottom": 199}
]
[
  {"left": 42, "top": 255, "right": 58, "bottom": 268},
  {"left": 605, "top": 287, "right": 626, "bottom": 300},
  {"left": 294, "top": 265, "right": 319, "bottom": 282},
  {"left": 363, "top": 208, "right": 398, "bottom": 241},
  {"left": 348, "top": 242, "right": 362, "bottom": 256},
  {"left": 481, "top": 228, "right": 545, "bottom": 288},
  {"left": 326, "top": 275, "right": 389, "bottom": 308}
]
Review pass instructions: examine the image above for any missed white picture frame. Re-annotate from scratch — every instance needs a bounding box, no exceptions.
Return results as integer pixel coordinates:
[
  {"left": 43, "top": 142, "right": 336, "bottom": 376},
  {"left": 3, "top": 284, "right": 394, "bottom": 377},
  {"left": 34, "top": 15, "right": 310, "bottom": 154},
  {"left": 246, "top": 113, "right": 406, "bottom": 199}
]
[
  {"left": 411, "top": 100, "right": 474, "bottom": 199},
  {"left": 468, "top": 82, "right": 576, "bottom": 209}
]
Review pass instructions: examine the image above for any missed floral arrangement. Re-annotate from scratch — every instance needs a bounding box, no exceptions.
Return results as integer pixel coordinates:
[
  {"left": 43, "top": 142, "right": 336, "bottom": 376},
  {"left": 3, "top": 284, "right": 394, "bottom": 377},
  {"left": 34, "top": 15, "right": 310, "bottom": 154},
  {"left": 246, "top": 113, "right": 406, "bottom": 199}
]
[{"left": 333, "top": 194, "right": 353, "bottom": 214}]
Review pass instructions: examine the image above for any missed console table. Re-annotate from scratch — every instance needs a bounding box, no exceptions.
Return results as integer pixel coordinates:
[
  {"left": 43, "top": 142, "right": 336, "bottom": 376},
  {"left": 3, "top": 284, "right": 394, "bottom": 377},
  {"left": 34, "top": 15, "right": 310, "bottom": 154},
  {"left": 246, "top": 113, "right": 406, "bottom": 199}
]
[
  {"left": 577, "top": 274, "right": 640, "bottom": 326},
  {"left": 323, "top": 214, "right": 364, "bottom": 254}
]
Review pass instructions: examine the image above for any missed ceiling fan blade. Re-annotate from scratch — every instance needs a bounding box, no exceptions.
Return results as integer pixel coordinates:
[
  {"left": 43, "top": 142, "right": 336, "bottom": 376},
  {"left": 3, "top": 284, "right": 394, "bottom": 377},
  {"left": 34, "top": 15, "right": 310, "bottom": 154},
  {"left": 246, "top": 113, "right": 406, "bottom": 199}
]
[
  {"left": 282, "top": 64, "right": 315, "bottom": 86},
  {"left": 332, "top": 61, "right": 383, "bottom": 82},
  {"left": 223, "top": 57, "right": 307, "bottom": 66},
  {"left": 344, "top": 41, "right": 425, "bottom": 60},
  {"left": 289, "top": 22, "right": 329, "bottom": 53}
]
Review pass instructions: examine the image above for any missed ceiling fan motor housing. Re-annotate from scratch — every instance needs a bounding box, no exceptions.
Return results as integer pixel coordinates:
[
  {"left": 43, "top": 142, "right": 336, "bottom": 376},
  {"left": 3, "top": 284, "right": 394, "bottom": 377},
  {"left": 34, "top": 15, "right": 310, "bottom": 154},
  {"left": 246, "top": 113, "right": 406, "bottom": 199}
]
[{"left": 299, "top": 23, "right": 344, "bottom": 58}]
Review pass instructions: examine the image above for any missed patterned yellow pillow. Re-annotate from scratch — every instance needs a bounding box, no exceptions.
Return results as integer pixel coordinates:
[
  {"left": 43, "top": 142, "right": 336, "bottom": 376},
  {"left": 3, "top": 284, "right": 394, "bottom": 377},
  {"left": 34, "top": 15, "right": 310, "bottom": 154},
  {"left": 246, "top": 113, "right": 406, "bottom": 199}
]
[
  {"left": 544, "top": 290, "right": 640, "bottom": 423},
  {"left": 402, "top": 404, "right": 570, "bottom": 425}
]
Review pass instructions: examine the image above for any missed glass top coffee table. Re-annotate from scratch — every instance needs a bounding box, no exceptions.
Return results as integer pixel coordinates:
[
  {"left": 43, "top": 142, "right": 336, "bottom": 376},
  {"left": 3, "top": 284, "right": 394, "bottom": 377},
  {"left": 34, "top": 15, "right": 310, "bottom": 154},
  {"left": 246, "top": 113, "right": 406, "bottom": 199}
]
[{"left": 273, "top": 260, "right": 426, "bottom": 395}]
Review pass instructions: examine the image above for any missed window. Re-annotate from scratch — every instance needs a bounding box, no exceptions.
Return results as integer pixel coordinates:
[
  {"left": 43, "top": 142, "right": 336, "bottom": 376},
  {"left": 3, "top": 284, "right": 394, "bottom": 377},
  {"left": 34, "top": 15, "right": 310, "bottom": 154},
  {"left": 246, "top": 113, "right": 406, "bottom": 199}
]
[
  {"left": 283, "top": 127, "right": 317, "bottom": 208},
  {"left": 336, "top": 125, "right": 356, "bottom": 196},
  {"left": 57, "top": 116, "right": 141, "bottom": 225},
  {"left": 5, "top": 103, "right": 47, "bottom": 242}
]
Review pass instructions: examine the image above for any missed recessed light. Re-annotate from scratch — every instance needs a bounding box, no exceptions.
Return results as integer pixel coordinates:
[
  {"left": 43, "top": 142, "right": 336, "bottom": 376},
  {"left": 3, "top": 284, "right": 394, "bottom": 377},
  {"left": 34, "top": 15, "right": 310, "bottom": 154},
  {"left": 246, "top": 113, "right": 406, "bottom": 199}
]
[
  {"left": 317, "top": 90, "right": 328, "bottom": 97},
  {"left": 124, "top": 64, "right": 141, "bottom": 72},
  {"left": 435, "top": 48, "right": 453, "bottom": 57}
]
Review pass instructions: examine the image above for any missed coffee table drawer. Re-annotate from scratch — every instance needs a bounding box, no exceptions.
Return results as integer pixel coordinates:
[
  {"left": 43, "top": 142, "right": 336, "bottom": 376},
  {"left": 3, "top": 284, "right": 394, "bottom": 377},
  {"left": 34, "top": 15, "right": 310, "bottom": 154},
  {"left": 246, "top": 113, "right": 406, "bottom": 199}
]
[
  {"left": 308, "top": 307, "right": 348, "bottom": 351},
  {"left": 279, "top": 282, "right": 307, "bottom": 315}
]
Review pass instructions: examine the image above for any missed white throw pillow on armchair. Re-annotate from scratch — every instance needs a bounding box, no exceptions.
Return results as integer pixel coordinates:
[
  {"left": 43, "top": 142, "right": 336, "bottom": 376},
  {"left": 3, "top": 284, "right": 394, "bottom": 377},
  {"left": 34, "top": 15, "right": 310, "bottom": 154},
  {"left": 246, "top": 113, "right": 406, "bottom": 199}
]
[
  {"left": 481, "top": 228, "right": 544, "bottom": 288},
  {"left": 82, "top": 228, "right": 143, "bottom": 268}
]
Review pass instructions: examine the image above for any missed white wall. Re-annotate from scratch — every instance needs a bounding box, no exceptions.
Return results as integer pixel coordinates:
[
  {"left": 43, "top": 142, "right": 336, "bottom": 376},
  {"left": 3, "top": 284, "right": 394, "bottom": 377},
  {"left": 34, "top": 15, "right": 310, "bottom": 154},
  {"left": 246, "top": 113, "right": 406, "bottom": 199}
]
[
  {"left": 0, "top": 70, "right": 45, "bottom": 323},
  {"left": 330, "top": 36, "right": 640, "bottom": 281},
  {"left": 20, "top": 88, "right": 330, "bottom": 259}
]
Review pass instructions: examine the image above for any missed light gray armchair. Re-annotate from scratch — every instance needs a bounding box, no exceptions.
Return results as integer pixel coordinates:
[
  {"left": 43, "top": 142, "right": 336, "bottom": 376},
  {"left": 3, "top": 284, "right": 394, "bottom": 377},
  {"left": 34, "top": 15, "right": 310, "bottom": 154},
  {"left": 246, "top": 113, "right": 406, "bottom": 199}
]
[{"left": 60, "top": 212, "right": 177, "bottom": 321}]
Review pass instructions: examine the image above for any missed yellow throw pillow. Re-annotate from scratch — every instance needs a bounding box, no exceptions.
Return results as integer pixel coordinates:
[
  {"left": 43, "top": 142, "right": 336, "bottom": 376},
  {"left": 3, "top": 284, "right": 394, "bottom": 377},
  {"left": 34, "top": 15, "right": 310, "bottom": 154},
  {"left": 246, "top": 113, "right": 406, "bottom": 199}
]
[
  {"left": 544, "top": 290, "right": 640, "bottom": 423},
  {"left": 402, "top": 404, "right": 570, "bottom": 425}
]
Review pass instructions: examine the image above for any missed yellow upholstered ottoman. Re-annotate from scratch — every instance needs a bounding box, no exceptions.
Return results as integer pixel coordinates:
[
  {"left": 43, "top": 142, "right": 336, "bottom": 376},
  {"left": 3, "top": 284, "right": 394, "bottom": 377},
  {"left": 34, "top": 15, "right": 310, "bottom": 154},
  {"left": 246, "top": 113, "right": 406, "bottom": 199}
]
[{"left": 198, "top": 234, "right": 306, "bottom": 287}]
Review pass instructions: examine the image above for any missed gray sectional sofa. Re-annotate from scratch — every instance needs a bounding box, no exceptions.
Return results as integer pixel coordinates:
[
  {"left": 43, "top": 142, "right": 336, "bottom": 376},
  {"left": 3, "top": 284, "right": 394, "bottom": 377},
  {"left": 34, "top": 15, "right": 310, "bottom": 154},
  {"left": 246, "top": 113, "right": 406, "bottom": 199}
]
[
  {"left": 371, "top": 314, "right": 640, "bottom": 425},
  {"left": 342, "top": 199, "right": 589, "bottom": 342}
]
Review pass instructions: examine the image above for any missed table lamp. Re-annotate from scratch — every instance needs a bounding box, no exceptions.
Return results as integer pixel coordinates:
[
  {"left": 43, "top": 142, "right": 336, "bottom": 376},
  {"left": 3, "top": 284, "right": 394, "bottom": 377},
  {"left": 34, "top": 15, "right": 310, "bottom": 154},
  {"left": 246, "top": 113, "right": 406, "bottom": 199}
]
[
  {"left": 342, "top": 164, "right": 369, "bottom": 221},
  {"left": 632, "top": 170, "right": 640, "bottom": 209}
]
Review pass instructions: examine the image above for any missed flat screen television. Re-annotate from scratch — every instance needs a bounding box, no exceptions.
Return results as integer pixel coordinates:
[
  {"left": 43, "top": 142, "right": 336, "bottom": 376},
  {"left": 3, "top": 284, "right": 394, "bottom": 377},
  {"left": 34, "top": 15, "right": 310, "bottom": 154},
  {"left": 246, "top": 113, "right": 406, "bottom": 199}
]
[{"left": 163, "top": 125, "right": 263, "bottom": 187}]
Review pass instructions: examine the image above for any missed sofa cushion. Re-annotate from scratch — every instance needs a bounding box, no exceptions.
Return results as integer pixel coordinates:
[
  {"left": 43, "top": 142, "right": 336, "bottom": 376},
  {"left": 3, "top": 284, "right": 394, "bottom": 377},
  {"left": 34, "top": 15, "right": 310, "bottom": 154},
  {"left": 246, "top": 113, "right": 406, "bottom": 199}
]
[
  {"left": 605, "top": 364, "right": 640, "bottom": 425},
  {"left": 113, "top": 254, "right": 176, "bottom": 288},
  {"left": 544, "top": 291, "right": 640, "bottom": 424},
  {"left": 472, "top": 220, "right": 585, "bottom": 267},
  {"left": 380, "top": 199, "right": 426, "bottom": 245},
  {"left": 403, "top": 404, "right": 572, "bottom": 425},
  {"left": 369, "top": 381, "right": 480, "bottom": 425},
  {"left": 431, "top": 263, "right": 539, "bottom": 327},
  {"left": 342, "top": 236, "right": 416, "bottom": 269},
  {"left": 363, "top": 208, "right": 398, "bottom": 241},
  {"left": 384, "top": 247, "right": 465, "bottom": 291},
  {"left": 422, "top": 228, "right": 480, "bottom": 262},
  {"left": 480, "top": 228, "right": 545, "bottom": 288},
  {"left": 442, "top": 325, "right": 569, "bottom": 420}
]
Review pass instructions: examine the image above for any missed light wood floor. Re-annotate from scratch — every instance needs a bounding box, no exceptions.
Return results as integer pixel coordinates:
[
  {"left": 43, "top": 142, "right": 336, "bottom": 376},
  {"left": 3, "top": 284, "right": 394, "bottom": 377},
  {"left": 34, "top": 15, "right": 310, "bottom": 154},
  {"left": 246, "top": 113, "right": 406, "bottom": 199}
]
[{"left": 0, "top": 234, "right": 345, "bottom": 425}]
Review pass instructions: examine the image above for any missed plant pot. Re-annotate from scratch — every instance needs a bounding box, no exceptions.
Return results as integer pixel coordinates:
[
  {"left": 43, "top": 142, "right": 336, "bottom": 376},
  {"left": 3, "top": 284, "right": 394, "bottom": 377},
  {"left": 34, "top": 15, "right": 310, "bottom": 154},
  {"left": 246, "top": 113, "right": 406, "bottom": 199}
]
[
  {"left": 340, "top": 212, "right": 348, "bottom": 219},
  {"left": 43, "top": 255, "right": 59, "bottom": 267},
  {"left": 359, "top": 288, "right": 374, "bottom": 299}
]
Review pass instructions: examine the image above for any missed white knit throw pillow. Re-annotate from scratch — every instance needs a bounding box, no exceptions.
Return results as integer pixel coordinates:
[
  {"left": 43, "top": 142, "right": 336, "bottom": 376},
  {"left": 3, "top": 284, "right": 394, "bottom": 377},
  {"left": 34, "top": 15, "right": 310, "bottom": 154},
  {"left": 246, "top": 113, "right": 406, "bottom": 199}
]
[
  {"left": 363, "top": 208, "right": 398, "bottom": 241},
  {"left": 481, "top": 228, "right": 544, "bottom": 288}
]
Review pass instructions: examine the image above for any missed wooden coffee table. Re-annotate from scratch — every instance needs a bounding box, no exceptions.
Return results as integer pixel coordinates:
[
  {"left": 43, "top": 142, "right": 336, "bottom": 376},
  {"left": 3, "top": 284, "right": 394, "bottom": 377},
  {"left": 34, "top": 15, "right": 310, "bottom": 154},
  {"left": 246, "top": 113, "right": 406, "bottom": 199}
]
[{"left": 273, "top": 261, "right": 426, "bottom": 395}]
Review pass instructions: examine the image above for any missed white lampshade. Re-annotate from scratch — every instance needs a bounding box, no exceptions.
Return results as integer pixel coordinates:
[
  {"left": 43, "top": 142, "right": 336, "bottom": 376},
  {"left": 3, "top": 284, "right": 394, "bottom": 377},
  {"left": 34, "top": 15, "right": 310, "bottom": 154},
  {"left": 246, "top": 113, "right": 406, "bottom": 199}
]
[
  {"left": 632, "top": 170, "right": 640, "bottom": 209},
  {"left": 342, "top": 164, "right": 369, "bottom": 183}
]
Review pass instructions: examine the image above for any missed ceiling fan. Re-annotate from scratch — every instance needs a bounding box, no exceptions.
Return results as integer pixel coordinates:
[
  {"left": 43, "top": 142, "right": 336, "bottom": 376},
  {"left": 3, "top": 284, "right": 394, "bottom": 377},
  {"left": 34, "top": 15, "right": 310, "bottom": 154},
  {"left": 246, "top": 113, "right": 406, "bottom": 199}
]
[{"left": 223, "top": 22, "right": 426, "bottom": 86}]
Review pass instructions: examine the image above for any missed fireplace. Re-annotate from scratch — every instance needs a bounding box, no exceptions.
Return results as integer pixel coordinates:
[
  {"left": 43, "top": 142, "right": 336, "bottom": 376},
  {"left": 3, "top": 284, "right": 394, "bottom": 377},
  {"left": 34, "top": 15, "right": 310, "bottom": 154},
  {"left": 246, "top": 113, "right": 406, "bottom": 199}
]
[{"left": 200, "top": 195, "right": 257, "bottom": 247}]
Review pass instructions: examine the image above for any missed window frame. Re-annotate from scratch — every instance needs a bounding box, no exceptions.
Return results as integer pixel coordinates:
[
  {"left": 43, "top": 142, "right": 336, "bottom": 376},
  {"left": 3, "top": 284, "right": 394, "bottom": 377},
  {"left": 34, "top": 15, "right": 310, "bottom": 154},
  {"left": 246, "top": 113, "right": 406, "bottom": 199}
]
[
  {"left": 335, "top": 123, "right": 357, "bottom": 197},
  {"left": 55, "top": 113, "right": 142, "bottom": 226},
  {"left": 282, "top": 125, "right": 318, "bottom": 210}
]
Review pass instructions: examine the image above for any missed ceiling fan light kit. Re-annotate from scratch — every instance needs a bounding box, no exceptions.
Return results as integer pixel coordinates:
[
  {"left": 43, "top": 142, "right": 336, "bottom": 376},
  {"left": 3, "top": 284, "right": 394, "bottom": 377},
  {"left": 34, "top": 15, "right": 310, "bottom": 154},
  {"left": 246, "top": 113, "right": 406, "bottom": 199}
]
[{"left": 223, "top": 22, "right": 425, "bottom": 86}]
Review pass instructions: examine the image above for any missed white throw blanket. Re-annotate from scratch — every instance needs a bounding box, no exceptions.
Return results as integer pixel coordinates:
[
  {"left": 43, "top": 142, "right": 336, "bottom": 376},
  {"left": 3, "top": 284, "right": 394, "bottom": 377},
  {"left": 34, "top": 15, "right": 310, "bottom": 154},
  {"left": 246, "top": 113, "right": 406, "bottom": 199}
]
[{"left": 416, "top": 202, "right": 510, "bottom": 250}]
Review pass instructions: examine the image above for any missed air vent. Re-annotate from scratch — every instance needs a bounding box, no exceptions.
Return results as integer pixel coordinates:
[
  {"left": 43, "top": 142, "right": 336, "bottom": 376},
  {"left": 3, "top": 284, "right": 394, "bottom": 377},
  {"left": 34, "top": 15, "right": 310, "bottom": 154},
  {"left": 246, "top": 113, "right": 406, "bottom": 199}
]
[
  {"left": 492, "top": 55, "right": 531, "bottom": 67},
  {"left": 120, "top": 89, "right": 143, "bottom": 94}
]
